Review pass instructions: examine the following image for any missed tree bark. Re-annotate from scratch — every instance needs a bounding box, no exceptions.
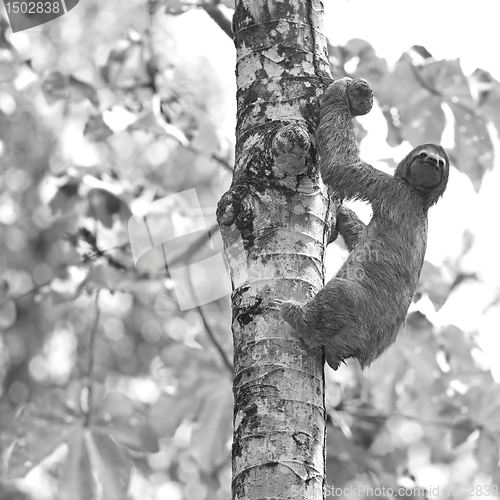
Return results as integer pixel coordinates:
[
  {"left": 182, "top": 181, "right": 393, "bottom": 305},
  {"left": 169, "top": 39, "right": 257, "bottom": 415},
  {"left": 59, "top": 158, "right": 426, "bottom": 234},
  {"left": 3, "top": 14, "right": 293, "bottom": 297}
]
[{"left": 217, "top": 1, "right": 333, "bottom": 498}]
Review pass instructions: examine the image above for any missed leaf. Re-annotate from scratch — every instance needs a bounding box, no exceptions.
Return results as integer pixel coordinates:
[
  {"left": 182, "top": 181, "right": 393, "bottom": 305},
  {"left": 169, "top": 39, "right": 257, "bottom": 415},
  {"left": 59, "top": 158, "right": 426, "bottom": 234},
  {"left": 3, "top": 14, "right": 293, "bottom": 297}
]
[
  {"left": 439, "top": 326, "right": 486, "bottom": 377},
  {"left": 93, "top": 393, "right": 159, "bottom": 453},
  {"left": 344, "top": 38, "right": 389, "bottom": 87},
  {"left": 326, "top": 426, "right": 372, "bottom": 488},
  {"left": 0, "top": 60, "right": 17, "bottom": 84},
  {"left": 41, "top": 71, "right": 69, "bottom": 104},
  {"left": 376, "top": 53, "right": 446, "bottom": 146},
  {"left": 475, "top": 430, "right": 499, "bottom": 475},
  {"left": 88, "top": 432, "right": 132, "bottom": 500},
  {"left": 42, "top": 72, "right": 99, "bottom": 106},
  {"left": 67, "top": 75, "right": 99, "bottom": 107},
  {"left": 120, "top": 279, "right": 171, "bottom": 308},
  {"left": 58, "top": 429, "right": 95, "bottom": 500},
  {"left": 476, "top": 75, "right": 500, "bottom": 140},
  {"left": 86, "top": 262, "right": 125, "bottom": 291},
  {"left": 0, "top": 298, "right": 16, "bottom": 330},
  {"left": 492, "top": 467, "right": 500, "bottom": 491},
  {"left": 0, "top": 279, "right": 9, "bottom": 301},
  {"left": 189, "top": 110, "right": 221, "bottom": 155},
  {"left": 84, "top": 114, "right": 114, "bottom": 142},
  {"left": 7, "top": 390, "right": 80, "bottom": 478},
  {"left": 0, "top": 483, "right": 29, "bottom": 500},
  {"left": 78, "top": 227, "right": 97, "bottom": 248},
  {"left": 190, "top": 378, "right": 232, "bottom": 472},
  {"left": 363, "top": 339, "right": 409, "bottom": 413},
  {"left": 74, "top": 384, "right": 157, "bottom": 453},
  {"left": 160, "top": 343, "right": 220, "bottom": 376},
  {"left": 160, "top": 343, "right": 190, "bottom": 369},
  {"left": 101, "top": 33, "right": 149, "bottom": 88},
  {"left": 106, "top": 423, "right": 159, "bottom": 454},
  {"left": 0, "top": 400, "right": 17, "bottom": 457},
  {"left": 150, "top": 393, "right": 200, "bottom": 438},
  {"left": 450, "top": 418, "right": 477, "bottom": 448},
  {"left": 418, "top": 262, "right": 453, "bottom": 309},
  {"left": 49, "top": 179, "right": 81, "bottom": 215},
  {"left": 87, "top": 188, "right": 132, "bottom": 228},
  {"left": 476, "top": 386, "right": 500, "bottom": 433},
  {"left": 6, "top": 381, "right": 141, "bottom": 497},
  {"left": 422, "top": 59, "right": 473, "bottom": 107},
  {"left": 448, "top": 102, "right": 493, "bottom": 191},
  {"left": 398, "top": 325, "right": 441, "bottom": 386},
  {"left": 381, "top": 108, "right": 403, "bottom": 147},
  {"left": 164, "top": 0, "right": 192, "bottom": 15}
]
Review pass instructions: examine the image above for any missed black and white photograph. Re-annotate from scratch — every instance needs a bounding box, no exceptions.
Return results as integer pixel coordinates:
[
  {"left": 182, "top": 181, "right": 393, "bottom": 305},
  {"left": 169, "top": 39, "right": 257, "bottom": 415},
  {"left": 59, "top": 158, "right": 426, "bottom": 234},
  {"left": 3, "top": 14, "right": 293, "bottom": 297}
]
[{"left": 0, "top": 1, "right": 499, "bottom": 499}]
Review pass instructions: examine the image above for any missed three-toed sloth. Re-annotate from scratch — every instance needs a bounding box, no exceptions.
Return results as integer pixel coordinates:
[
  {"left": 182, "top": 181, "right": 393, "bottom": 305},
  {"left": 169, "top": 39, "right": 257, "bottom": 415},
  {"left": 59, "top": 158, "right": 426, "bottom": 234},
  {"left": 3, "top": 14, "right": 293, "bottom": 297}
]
[{"left": 276, "top": 78, "right": 449, "bottom": 370}]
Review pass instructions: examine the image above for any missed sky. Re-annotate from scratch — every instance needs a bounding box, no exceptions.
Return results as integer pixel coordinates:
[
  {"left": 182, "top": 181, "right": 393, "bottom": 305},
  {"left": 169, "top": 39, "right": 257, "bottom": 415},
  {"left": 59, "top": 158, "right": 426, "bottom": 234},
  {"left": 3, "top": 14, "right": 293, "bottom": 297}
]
[{"left": 324, "top": 0, "right": 500, "bottom": 80}]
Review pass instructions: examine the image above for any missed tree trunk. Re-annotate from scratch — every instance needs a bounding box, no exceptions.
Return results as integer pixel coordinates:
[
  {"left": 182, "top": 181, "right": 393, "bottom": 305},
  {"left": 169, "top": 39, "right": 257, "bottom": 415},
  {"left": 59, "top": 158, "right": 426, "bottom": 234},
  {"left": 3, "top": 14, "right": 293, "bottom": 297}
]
[{"left": 217, "top": 0, "right": 333, "bottom": 498}]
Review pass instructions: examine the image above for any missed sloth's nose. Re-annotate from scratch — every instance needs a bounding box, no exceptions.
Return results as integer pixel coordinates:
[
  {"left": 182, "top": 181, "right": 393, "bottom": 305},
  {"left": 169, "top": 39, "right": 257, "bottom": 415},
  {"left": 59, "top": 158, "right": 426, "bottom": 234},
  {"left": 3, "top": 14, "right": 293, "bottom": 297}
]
[{"left": 419, "top": 151, "right": 445, "bottom": 168}]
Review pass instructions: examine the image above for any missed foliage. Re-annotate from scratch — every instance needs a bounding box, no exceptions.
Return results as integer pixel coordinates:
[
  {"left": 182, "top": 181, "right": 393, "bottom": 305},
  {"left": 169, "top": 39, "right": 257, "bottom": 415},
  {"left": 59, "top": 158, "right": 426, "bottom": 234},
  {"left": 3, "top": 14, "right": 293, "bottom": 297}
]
[
  {"left": 329, "top": 38, "right": 499, "bottom": 189},
  {"left": 0, "top": 1, "right": 499, "bottom": 500}
]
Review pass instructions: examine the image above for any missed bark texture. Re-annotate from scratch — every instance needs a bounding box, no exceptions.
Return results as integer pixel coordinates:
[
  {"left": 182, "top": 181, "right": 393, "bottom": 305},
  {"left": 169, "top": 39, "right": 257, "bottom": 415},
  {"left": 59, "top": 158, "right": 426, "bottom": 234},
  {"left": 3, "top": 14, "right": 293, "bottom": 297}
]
[{"left": 216, "top": 1, "right": 332, "bottom": 498}]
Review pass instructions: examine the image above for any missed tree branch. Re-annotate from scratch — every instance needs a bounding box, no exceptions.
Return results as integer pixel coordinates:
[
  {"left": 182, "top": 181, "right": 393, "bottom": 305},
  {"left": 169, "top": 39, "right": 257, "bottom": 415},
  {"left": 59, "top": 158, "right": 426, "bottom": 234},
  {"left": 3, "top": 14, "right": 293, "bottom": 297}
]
[
  {"left": 84, "top": 290, "right": 101, "bottom": 427},
  {"left": 345, "top": 410, "right": 481, "bottom": 432},
  {"left": 203, "top": 2, "right": 233, "bottom": 39}
]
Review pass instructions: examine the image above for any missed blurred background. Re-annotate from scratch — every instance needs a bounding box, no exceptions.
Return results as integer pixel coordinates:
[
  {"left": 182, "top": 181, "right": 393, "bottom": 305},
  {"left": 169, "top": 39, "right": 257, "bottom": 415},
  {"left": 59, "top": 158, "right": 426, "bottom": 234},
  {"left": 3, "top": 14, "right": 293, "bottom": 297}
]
[{"left": 0, "top": 1, "right": 500, "bottom": 499}]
